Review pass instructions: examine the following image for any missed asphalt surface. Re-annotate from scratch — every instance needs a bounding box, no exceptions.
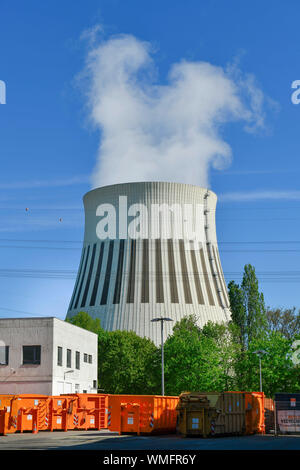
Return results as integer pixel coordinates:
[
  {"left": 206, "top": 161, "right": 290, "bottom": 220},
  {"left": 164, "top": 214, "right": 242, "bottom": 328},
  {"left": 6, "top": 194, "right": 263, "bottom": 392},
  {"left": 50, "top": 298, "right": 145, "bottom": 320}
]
[{"left": 0, "top": 430, "right": 300, "bottom": 450}]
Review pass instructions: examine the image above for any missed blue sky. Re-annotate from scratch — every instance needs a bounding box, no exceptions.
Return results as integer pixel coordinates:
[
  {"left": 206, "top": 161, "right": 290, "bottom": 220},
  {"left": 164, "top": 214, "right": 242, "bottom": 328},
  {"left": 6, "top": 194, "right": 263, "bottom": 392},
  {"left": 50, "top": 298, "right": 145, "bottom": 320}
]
[{"left": 0, "top": 0, "right": 300, "bottom": 319}]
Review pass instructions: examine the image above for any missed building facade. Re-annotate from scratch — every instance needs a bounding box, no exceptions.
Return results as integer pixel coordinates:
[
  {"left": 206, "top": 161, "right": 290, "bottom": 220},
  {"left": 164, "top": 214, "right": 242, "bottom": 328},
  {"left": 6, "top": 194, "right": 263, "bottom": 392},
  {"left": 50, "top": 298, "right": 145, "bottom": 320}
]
[
  {"left": 0, "top": 317, "right": 98, "bottom": 395},
  {"left": 66, "top": 182, "right": 231, "bottom": 345}
]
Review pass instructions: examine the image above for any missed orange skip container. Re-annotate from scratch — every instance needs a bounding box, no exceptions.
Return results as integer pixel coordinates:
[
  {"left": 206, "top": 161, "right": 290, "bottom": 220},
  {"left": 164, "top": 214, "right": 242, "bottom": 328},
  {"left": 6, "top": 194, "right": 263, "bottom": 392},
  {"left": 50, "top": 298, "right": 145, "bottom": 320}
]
[
  {"left": 245, "top": 392, "right": 265, "bottom": 434},
  {"left": 107, "top": 395, "right": 179, "bottom": 435},
  {"left": 0, "top": 394, "right": 49, "bottom": 435},
  {"left": 60, "top": 394, "right": 108, "bottom": 430}
]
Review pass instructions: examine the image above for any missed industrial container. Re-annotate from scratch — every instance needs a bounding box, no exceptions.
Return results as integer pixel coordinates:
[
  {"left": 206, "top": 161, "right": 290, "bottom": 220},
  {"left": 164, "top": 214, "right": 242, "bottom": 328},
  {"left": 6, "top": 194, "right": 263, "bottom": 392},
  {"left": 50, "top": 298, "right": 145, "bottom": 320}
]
[
  {"left": 60, "top": 393, "right": 108, "bottom": 430},
  {"left": 176, "top": 392, "right": 246, "bottom": 437},
  {"left": 0, "top": 394, "right": 49, "bottom": 435},
  {"left": 107, "top": 395, "right": 179, "bottom": 435},
  {"left": 275, "top": 393, "right": 300, "bottom": 434},
  {"left": 227, "top": 391, "right": 265, "bottom": 434},
  {"left": 0, "top": 393, "right": 109, "bottom": 435},
  {"left": 176, "top": 392, "right": 218, "bottom": 437},
  {"left": 46, "top": 396, "right": 77, "bottom": 432}
]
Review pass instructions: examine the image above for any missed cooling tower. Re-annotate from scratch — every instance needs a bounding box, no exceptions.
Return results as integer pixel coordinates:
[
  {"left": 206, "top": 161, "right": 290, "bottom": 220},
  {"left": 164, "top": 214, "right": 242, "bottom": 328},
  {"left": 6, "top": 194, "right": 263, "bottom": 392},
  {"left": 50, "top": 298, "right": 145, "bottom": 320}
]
[{"left": 66, "top": 182, "right": 231, "bottom": 345}]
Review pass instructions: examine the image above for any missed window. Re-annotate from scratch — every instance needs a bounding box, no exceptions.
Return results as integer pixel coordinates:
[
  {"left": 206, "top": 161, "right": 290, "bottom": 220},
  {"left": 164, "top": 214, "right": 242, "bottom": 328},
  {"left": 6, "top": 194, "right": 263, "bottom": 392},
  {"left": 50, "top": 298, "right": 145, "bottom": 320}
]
[
  {"left": 0, "top": 346, "right": 9, "bottom": 365},
  {"left": 93, "top": 380, "right": 97, "bottom": 389},
  {"left": 23, "top": 346, "right": 41, "bottom": 365},
  {"left": 83, "top": 353, "right": 92, "bottom": 364},
  {"left": 75, "top": 351, "right": 80, "bottom": 370},
  {"left": 57, "top": 346, "right": 63, "bottom": 366},
  {"left": 83, "top": 390, "right": 87, "bottom": 394},
  {"left": 67, "top": 349, "right": 72, "bottom": 368}
]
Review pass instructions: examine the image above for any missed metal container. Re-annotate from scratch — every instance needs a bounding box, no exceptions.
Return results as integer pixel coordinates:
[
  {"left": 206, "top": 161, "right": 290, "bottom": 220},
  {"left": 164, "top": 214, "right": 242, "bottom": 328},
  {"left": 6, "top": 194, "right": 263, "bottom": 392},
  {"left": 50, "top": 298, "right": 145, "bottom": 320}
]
[
  {"left": 61, "top": 393, "right": 108, "bottom": 430},
  {"left": 0, "top": 394, "right": 49, "bottom": 434},
  {"left": 107, "top": 395, "right": 179, "bottom": 435},
  {"left": 176, "top": 392, "right": 246, "bottom": 437},
  {"left": 228, "top": 391, "right": 265, "bottom": 434},
  {"left": 176, "top": 393, "right": 218, "bottom": 437}
]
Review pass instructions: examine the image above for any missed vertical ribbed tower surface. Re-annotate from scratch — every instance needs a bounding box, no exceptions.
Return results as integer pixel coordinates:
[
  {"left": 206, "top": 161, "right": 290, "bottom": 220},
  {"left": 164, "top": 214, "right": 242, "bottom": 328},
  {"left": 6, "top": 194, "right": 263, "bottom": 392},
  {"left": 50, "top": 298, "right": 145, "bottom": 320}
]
[{"left": 66, "top": 182, "right": 231, "bottom": 345}]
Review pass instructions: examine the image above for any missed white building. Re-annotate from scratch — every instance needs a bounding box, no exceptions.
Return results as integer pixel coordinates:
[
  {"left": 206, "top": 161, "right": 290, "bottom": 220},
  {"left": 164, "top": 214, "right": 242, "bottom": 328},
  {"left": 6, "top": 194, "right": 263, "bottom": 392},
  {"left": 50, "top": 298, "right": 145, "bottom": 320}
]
[
  {"left": 67, "top": 182, "right": 231, "bottom": 345},
  {"left": 0, "top": 317, "right": 98, "bottom": 396}
]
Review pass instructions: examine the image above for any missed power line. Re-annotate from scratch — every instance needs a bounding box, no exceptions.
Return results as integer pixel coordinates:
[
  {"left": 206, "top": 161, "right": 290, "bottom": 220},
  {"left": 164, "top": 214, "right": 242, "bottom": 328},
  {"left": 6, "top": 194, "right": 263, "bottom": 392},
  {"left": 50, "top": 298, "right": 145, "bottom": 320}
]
[
  {"left": 0, "top": 307, "right": 53, "bottom": 317},
  {"left": 0, "top": 245, "right": 300, "bottom": 253},
  {"left": 0, "top": 268, "right": 299, "bottom": 282},
  {"left": 2, "top": 238, "right": 300, "bottom": 244}
]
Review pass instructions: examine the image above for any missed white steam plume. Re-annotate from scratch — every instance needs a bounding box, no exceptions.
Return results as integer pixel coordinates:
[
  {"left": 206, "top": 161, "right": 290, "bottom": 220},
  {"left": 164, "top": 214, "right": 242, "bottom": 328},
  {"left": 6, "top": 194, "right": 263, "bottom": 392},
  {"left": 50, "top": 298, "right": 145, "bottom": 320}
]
[{"left": 81, "top": 33, "right": 266, "bottom": 188}]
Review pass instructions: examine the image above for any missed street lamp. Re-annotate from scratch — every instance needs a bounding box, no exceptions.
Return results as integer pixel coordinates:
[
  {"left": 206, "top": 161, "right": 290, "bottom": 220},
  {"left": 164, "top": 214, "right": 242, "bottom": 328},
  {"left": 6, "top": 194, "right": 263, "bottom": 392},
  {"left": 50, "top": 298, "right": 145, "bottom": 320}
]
[
  {"left": 151, "top": 317, "right": 173, "bottom": 396},
  {"left": 252, "top": 350, "right": 267, "bottom": 392}
]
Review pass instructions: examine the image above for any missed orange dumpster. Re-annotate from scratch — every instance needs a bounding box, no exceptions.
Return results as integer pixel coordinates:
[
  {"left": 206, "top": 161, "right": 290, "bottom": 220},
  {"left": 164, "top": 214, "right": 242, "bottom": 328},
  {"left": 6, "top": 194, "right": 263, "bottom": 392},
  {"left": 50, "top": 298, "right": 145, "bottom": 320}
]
[
  {"left": 107, "top": 395, "right": 179, "bottom": 435},
  {"left": 17, "top": 395, "right": 50, "bottom": 433},
  {"left": 0, "top": 394, "right": 49, "bottom": 434},
  {"left": 47, "top": 396, "right": 77, "bottom": 432},
  {"left": 73, "top": 394, "right": 108, "bottom": 430},
  {"left": 60, "top": 394, "right": 108, "bottom": 430},
  {"left": 245, "top": 392, "right": 265, "bottom": 434},
  {"left": 11, "top": 394, "right": 49, "bottom": 434}
]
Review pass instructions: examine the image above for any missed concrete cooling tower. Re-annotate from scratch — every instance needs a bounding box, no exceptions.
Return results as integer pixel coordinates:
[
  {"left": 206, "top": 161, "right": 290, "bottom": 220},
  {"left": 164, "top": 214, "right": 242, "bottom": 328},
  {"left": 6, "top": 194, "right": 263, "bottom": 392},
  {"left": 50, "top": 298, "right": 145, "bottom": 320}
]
[{"left": 66, "top": 182, "right": 231, "bottom": 345}]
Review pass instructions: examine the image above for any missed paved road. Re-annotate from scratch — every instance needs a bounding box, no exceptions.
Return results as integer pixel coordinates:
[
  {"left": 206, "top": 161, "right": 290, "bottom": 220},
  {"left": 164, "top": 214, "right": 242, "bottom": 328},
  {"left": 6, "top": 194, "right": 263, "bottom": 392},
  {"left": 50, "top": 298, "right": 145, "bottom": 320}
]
[{"left": 0, "top": 430, "right": 300, "bottom": 450}]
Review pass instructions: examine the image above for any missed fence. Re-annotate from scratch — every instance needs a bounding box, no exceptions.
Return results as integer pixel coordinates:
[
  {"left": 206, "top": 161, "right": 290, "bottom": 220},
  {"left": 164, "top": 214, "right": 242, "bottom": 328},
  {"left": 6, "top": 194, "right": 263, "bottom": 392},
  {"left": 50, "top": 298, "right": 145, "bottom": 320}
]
[{"left": 274, "top": 393, "right": 300, "bottom": 435}]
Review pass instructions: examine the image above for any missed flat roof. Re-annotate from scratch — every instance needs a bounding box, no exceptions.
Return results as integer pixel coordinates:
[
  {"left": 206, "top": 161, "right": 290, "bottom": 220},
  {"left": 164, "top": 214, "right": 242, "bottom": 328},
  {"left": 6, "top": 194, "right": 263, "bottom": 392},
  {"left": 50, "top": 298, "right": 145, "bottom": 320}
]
[{"left": 0, "top": 317, "right": 98, "bottom": 336}]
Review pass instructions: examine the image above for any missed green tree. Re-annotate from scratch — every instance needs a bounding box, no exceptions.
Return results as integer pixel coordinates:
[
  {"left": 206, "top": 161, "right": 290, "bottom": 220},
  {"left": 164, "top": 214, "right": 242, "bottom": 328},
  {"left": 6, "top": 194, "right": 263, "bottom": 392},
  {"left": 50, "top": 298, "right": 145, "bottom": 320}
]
[
  {"left": 241, "top": 264, "right": 266, "bottom": 345},
  {"left": 66, "top": 311, "right": 160, "bottom": 394},
  {"left": 164, "top": 315, "right": 240, "bottom": 395},
  {"left": 98, "top": 330, "right": 160, "bottom": 394},
  {"left": 228, "top": 280, "right": 246, "bottom": 349},
  {"left": 66, "top": 311, "right": 101, "bottom": 334},
  {"left": 228, "top": 264, "right": 266, "bottom": 349},
  {"left": 266, "top": 307, "right": 300, "bottom": 340},
  {"left": 235, "top": 332, "right": 300, "bottom": 396},
  {"left": 201, "top": 321, "right": 242, "bottom": 390}
]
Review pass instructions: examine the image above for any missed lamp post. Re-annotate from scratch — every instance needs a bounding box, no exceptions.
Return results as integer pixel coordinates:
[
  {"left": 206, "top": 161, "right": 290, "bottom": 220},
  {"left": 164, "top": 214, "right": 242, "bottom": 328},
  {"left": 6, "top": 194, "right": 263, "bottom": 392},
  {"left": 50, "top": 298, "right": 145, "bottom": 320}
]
[
  {"left": 252, "top": 350, "right": 267, "bottom": 392},
  {"left": 151, "top": 317, "right": 173, "bottom": 396}
]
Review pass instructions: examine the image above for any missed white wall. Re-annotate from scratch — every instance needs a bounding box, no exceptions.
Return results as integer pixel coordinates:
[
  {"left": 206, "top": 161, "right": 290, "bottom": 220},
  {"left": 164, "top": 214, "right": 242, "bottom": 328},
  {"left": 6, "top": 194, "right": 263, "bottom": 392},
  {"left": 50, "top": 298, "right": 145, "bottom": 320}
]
[
  {"left": 52, "top": 318, "right": 98, "bottom": 395},
  {"left": 0, "top": 317, "right": 98, "bottom": 396}
]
